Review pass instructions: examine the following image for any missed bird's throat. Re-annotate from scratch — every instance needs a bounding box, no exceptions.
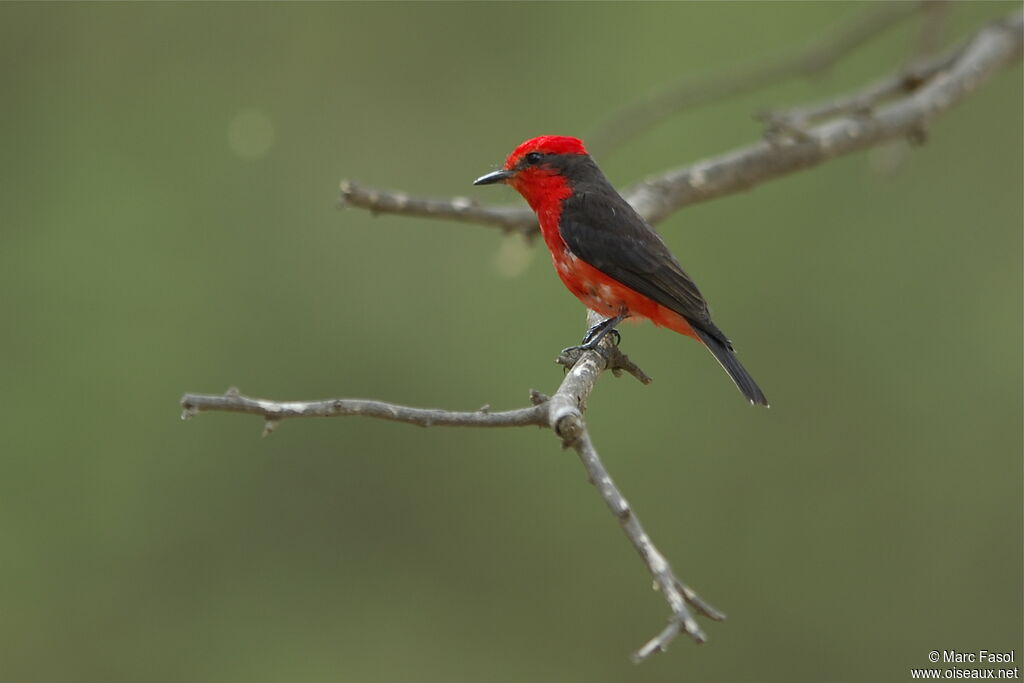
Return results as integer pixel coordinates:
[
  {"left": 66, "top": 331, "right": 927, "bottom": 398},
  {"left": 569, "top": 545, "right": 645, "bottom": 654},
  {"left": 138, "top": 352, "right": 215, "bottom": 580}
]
[
  {"left": 511, "top": 169, "right": 573, "bottom": 252},
  {"left": 512, "top": 169, "right": 572, "bottom": 215}
]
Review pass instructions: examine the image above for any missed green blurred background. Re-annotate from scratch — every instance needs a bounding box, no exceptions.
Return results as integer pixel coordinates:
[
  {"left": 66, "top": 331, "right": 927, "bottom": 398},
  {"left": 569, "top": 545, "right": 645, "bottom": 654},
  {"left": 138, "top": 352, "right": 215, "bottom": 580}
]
[{"left": 2, "top": 2, "right": 1020, "bottom": 681}]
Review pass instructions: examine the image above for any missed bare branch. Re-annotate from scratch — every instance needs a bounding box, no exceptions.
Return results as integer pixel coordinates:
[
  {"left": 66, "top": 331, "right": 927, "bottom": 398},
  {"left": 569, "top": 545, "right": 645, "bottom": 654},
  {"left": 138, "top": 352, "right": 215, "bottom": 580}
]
[
  {"left": 181, "top": 312, "right": 719, "bottom": 658},
  {"left": 557, "top": 337, "right": 654, "bottom": 385},
  {"left": 587, "top": 1, "right": 929, "bottom": 153},
  {"left": 338, "top": 179, "right": 537, "bottom": 235},
  {"left": 546, "top": 310, "right": 652, "bottom": 445},
  {"left": 621, "top": 10, "right": 1023, "bottom": 225},
  {"left": 181, "top": 387, "right": 547, "bottom": 430},
  {"left": 336, "top": 10, "right": 1022, "bottom": 232},
  {"left": 570, "top": 428, "right": 725, "bottom": 661},
  {"left": 546, "top": 317, "right": 721, "bottom": 658},
  {"left": 758, "top": 46, "right": 958, "bottom": 134}
]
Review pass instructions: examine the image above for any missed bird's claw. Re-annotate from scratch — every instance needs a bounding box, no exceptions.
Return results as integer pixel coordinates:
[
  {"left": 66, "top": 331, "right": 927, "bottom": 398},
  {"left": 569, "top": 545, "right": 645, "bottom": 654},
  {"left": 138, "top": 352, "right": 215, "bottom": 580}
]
[
  {"left": 560, "top": 344, "right": 586, "bottom": 358},
  {"left": 559, "top": 327, "right": 621, "bottom": 365},
  {"left": 575, "top": 327, "right": 621, "bottom": 351}
]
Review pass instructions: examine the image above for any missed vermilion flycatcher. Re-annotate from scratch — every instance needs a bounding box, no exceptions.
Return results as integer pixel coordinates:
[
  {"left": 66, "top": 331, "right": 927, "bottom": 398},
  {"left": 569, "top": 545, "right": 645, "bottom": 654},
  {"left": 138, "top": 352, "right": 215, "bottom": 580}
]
[{"left": 474, "top": 135, "right": 768, "bottom": 406}]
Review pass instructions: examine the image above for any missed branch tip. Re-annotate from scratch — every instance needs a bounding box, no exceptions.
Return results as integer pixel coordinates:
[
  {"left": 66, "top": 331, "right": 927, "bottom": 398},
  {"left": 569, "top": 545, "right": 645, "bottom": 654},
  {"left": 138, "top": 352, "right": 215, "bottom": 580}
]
[{"left": 607, "top": 348, "right": 654, "bottom": 384}]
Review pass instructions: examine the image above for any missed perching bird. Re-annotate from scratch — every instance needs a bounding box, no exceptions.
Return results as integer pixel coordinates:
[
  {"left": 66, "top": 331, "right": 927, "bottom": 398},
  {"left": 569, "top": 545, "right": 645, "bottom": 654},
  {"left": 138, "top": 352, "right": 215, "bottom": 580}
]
[{"left": 474, "top": 135, "right": 767, "bottom": 406}]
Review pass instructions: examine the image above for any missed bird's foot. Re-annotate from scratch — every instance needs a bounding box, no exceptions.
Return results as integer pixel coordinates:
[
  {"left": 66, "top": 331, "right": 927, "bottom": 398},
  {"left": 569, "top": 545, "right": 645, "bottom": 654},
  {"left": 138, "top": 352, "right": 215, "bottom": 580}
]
[
  {"left": 561, "top": 328, "right": 620, "bottom": 356},
  {"left": 579, "top": 313, "right": 626, "bottom": 347}
]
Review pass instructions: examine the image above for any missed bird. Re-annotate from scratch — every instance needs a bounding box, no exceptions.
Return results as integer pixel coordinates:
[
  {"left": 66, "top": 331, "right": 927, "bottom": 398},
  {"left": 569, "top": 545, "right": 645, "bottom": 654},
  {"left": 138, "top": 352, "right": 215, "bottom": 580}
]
[{"left": 473, "top": 135, "right": 768, "bottom": 406}]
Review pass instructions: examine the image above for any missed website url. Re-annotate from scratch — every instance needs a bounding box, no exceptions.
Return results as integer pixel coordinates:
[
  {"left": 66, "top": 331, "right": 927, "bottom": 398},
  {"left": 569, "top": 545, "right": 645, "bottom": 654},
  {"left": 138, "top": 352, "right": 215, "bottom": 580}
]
[{"left": 911, "top": 668, "right": 1020, "bottom": 679}]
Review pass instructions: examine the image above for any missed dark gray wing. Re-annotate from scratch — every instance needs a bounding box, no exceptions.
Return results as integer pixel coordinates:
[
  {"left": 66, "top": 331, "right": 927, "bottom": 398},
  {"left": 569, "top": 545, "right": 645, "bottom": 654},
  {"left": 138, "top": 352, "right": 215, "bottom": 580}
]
[{"left": 559, "top": 190, "right": 729, "bottom": 346}]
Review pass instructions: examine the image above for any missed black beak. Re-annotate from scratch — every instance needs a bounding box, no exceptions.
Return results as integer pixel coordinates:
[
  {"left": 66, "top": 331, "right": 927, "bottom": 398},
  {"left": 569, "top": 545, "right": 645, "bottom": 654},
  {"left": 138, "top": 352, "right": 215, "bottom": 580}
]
[{"left": 473, "top": 169, "right": 514, "bottom": 186}]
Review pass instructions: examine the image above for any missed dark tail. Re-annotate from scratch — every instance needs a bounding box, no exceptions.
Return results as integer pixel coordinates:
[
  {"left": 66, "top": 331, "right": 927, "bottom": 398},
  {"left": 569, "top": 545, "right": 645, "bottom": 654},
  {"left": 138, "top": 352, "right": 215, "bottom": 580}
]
[{"left": 694, "top": 328, "right": 769, "bottom": 407}]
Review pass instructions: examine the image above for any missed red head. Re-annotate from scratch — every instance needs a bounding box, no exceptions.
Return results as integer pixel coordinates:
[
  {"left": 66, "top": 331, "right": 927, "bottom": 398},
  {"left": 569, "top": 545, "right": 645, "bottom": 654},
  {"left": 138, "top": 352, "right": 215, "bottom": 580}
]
[
  {"left": 473, "top": 135, "right": 596, "bottom": 212},
  {"left": 504, "top": 135, "right": 588, "bottom": 167}
]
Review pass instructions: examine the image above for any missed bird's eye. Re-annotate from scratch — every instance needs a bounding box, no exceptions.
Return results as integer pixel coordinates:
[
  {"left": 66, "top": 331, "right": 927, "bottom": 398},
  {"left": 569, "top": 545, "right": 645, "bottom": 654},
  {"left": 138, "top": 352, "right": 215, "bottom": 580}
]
[{"left": 524, "top": 152, "right": 544, "bottom": 165}]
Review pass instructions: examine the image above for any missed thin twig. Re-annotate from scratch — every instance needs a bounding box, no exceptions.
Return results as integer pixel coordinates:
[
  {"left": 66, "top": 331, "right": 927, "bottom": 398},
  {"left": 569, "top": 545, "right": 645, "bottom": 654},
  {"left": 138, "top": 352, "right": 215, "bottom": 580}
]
[
  {"left": 180, "top": 387, "right": 548, "bottom": 433},
  {"left": 586, "top": 1, "right": 929, "bottom": 153},
  {"left": 758, "top": 35, "right": 961, "bottom": 137},
  {"left": 570, "top": 428, "right": 725, "bottom": 661},
  {"left": 338, "top": 179, "right": 537, "bottom": 235},
  {"left": 337, "top": 10, "right": 1022, "bottom": 233}
]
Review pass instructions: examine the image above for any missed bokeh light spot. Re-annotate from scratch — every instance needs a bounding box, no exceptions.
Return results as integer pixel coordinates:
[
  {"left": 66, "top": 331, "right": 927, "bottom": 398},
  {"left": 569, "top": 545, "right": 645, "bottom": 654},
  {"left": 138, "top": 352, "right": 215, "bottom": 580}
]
[
  {"left": 227, "top": 108, "right": 275, "bottom": 160},
  {"left": 493, "top": 235, "right": 534, "bottom": 278}
]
